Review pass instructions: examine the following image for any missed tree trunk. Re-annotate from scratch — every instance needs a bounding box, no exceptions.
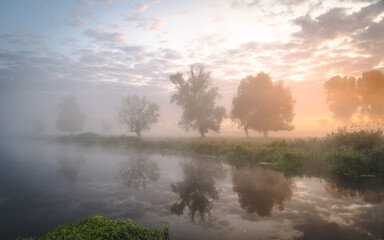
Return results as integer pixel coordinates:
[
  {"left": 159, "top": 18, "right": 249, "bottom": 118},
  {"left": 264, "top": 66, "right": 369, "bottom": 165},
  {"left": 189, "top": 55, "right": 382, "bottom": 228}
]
[
  {"left": 244, "top": 127, "right": 249, "bottom": 137},
  {"left": 200, "top": 130, "right": 205, "bottom": 137},
  {"left": 263, "top": 131, "right": 268, "bottom": 138},
  {"left": 136, "top": 131, "right": 142, "bottom": 138}
]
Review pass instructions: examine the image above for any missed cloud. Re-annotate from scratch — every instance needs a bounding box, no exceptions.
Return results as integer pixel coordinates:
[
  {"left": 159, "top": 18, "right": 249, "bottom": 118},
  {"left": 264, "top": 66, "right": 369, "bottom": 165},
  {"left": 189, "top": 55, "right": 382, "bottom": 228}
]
[
  {"left": 69, "top": 7, "right": 93, "bottom": 27},
  {"left": 123, "top": 14, "right": 166, "bottom": 31},
  {"left": 211, "top": 17, "right": 227, "bottom": 23},
  {"left": 172, "top": 12, "right": 188, "bottom": 20},
  {"left": 134, "top": 0, "right": 161, "bottom": 12},
  {"left": 84, "top": 28, "right": 128, "bottom": 42},
  {"left": 292, "top": 1, "right": 384, "bottom": 42}
]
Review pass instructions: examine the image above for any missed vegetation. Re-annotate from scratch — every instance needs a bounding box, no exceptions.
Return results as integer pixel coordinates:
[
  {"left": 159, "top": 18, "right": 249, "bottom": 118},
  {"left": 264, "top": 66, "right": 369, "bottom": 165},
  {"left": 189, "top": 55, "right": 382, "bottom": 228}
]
[
  {"left": 56, "top": 95, "right": 85, "bottom": 134},
  {"left": 169, "top": 64, "right": 226, "bottom": 137},
  {"left": 324, "top": 70, "right": 384, "bottom": 124},
  {"left": 324, "top": 75, "right": 358, "bottom": 123},
  {"left": 18, "top": 215, "right": 169, "bottom": 240},
  {"left": 118, "top": 95, "right": 160, "bottom": 137},
  {"left": 55, "top": 127, "right": 384, "bottom": 177},
  {"left": 231, "top": 72, "right": 295, "bottom": 137}
]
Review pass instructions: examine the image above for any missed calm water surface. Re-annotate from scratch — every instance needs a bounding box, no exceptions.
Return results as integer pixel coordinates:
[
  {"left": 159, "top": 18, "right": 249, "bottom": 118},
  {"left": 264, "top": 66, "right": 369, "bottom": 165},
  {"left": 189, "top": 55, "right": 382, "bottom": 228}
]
[{"left": 0, "top": 140, "right": 383, "bottom": 239}]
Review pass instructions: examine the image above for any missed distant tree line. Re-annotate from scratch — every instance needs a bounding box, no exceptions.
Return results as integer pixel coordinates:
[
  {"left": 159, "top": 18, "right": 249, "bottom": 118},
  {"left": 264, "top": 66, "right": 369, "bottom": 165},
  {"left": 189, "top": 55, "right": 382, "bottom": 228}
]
[{"left": 54, "top": 65, "right": 384, "bottom": 137}]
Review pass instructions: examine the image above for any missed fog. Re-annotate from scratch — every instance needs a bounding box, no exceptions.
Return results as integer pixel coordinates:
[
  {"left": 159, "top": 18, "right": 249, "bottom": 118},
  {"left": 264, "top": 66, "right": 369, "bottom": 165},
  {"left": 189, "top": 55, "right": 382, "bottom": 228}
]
[
  {"left": 1, "top": 0, "right": 384, "bottom": 239},
  {"left": 0, "top": 78, "right": 336, "bottom": 138}
]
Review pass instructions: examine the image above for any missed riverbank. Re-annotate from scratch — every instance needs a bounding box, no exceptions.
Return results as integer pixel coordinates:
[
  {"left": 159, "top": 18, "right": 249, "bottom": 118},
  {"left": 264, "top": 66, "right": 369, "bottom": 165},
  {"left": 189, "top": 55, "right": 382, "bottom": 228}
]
[{"left": 53, "top": 128, "right": 384, "bottom": 177}]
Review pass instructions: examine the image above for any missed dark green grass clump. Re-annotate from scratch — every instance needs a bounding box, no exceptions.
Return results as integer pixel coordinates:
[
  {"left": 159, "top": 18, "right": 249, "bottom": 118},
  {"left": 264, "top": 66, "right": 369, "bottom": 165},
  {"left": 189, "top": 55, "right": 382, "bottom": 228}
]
[
  {"left": 324, "top": 128, "right": 384, "bottom": 176},
  {"left": 19, "top": 215, "right": 169, "bottom": 240}
]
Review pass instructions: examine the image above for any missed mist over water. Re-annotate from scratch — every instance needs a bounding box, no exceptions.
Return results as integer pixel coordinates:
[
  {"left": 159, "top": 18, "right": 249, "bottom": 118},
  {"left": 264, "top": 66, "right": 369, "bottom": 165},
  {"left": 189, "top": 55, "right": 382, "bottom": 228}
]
[
  {"left": 1, "top": 1, "right": 384, "bottom": 239},
  {"left": 1, "top": 140, "right": 383, "bottom": 240}
]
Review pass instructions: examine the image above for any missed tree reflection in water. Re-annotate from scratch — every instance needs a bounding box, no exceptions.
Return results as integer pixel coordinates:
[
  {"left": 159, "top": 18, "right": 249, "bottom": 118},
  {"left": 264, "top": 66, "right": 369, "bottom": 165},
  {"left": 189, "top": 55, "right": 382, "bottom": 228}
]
[
  {"left": 232, "top": 167, "right": 293, "bottom": 217},
  {"left": 325, "top": 176, "right": 384, "bottom": 204},
  {"left": 119, "top": 153, "right": 160, "bottom": 190},
  {"left": 170, "top": 159, "right": 226, "bottom": 222},
  {"left": 57, "top": 148, "right": 85, "bottom": 183}
]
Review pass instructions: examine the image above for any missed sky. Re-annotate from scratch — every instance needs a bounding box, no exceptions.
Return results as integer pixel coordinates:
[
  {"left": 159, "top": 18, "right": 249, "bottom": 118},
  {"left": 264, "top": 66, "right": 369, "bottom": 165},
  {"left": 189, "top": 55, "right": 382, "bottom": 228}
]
[{"left": 0, "top": 0, "right": 383, "bottom": 137}]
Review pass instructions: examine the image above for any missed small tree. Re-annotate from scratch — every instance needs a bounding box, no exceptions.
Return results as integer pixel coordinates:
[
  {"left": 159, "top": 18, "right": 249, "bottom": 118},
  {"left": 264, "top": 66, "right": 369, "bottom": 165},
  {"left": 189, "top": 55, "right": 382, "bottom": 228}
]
[
  {"left": 56, "top": 95, "right": 85, "bottom": 134},
  {"left": 231, "top": 72, "right": 295, "bottom": 137},
  {"left": 118, "top": 95, "right": 159, "bottom": 137},
  {"left": 324, "top": 76, "right": 359, "bottom": 124},
  {"left": 169, "top": 64, "right": 226, "bottom": 137}
]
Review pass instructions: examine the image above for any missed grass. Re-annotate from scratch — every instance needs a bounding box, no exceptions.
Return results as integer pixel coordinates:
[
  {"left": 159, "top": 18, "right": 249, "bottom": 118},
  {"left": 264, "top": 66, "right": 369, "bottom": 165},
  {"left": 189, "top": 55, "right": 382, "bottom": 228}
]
[
  {"left": 52, "top": 127, "right": 384, "bottom": 177},
  {"left": 18, "top": 215, "right": 169, "bottom": 240}
]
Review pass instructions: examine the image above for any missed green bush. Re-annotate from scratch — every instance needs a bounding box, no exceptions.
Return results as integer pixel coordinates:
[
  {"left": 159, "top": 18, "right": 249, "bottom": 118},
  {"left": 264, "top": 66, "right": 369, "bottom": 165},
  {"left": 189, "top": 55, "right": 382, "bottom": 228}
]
[
  {"left": 271, "top": 149, "right": 305, "bottom": 172},
  {"left": 19, "top": 215, "right": 169, "bottom": 240}
]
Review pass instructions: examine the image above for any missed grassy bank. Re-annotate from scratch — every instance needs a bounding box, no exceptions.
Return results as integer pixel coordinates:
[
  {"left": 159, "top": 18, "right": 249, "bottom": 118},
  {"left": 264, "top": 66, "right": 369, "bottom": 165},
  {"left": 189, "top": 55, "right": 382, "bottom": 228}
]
[
  {"left": 54, "top": 128, "right": 384, "bottom": 177},
  {"left": 19, "top": 215, "right": 169, "bottom": 240}
]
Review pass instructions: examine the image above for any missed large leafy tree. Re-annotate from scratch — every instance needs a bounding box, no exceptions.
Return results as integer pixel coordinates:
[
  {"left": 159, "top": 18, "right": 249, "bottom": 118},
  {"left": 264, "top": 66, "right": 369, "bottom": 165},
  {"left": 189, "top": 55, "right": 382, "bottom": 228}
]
[
  {"left": 56, "top": 95, "right": 85, "bottom": 134},
  {"left": 358, "top": 70, "right": 384, "bottom": 122},
  {"left": 118, "top": 95, "right": 160, "bottom": 137},
  {"left": 324, "top": 70, "right": 384, "bottom": 125},
  {"left": 324, "top": 76, "right": 359, "bottom": 123},
  {"left": 231, "top": 72, "right": 295, "bottom": 137},
  {"left": 169, "top": 64, "right": 226, "bottom": 137}
]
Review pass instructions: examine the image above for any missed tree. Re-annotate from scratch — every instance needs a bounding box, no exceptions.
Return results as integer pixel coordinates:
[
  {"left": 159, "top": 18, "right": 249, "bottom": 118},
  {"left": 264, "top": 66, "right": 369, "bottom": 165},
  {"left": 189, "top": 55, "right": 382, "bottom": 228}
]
[
  {"left": 169, "top": 64, "right": 226, "bottom": 137},
  {"left": 231, "top": 72, "right": 295, "bottom": 137},
  {"left": 324, "top": 70, "right": 384, "bottom": 125},
  {"left": 56, "top": 95, "right": 85, "bottom": 134},
  {"left": 170, "top": 159, "right": 226, "bottom": 222},
  {"left": 232, "top": 167, "right": 293, "bottom": 217},
  {"left": 118, "top": 95, "right": 159, "bottom": 137},
  {"left": 324, "top": 76, "right": 359, "bottom": 124},
  {"left": 358, "top": 70, "right": 384, "bottom": 123}
]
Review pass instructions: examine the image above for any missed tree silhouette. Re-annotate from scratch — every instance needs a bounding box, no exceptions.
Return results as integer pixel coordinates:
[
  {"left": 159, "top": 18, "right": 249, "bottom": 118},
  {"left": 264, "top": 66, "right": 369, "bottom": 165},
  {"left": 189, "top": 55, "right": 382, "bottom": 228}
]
[
  {"left": 324, "top": 70, "right": 384, "bottom": 125},
  {"left": 56, "top": 95, "right": 85, "bottom": 134},
  {"left": 169, "top": 64, "right": 226, "bottom": 137},
  {"left": 232, "top": 167, "right": 293, "bottom": 217},
  {"left": 118, "top": 95, "right": 159, "bottom": 137},
  {"left": 358, "top": 70, "right": 384, "bottom": 123},
  {"left": 231, "top": 72, "right": 295, "bottom": 137},
  {"left": 324, "top": 76, "right": 359, "bottom": 124},
  {"left": 170, "top": 159, "right": 226, "bottom": 222},
  {"left": 119, "top": 154, "right": 160, "bottom": 190}
]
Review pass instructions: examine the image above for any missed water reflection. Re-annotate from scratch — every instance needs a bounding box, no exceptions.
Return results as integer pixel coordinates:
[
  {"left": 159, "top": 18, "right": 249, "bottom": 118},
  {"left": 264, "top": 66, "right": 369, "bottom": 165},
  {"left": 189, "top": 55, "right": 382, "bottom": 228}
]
[
  {"left": 232, "top": 166, "right": 293, "bottom": 217},
  {"left": 57, "top": 148, "right": 85, "bottom": 183},
  {"left": 325, "top": 176, "right": 384, "bottom": 204},
  {"left": 119, "top": 153, "right": 160, "bottom": 190},
  {"left": 170, "top": 159, "right": 226, "bottom": 222}
]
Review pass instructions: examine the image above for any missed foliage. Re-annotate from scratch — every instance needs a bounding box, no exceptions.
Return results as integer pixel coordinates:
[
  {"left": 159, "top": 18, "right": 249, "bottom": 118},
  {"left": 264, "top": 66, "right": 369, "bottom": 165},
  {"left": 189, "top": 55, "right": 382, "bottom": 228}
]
[
  {"left": 56, "top": 95, "right": 85, "bottom": 134},
  {"left": 18, "top": 215, "right": 169, "bottom": 240},
  {"left": 231, "top": 72, "right": 295, "bottom": 137},
  {"left": 324, "top": 75, "right": 359, "bottom": 123},
  {"left": 169, "top": 64, "right": 226, "bottom": 137},
  {"left": 358, "top": 70, "right": 384, "bottom": 122},
  {"left": 118, "top": 95, "right": 160, "bottom": 137},
  {"left": 324, "top": 70, "right": 384, "bottom": 124},
  {"left": 324, "top": 127, "right": 384, "bottom": 176}
]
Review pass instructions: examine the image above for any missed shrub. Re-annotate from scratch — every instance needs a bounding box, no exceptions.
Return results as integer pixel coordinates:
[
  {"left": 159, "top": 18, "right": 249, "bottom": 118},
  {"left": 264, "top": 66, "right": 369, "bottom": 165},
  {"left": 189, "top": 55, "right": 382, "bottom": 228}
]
[{"left": 19, "top": 215, "right": 169, "bottom": 240}]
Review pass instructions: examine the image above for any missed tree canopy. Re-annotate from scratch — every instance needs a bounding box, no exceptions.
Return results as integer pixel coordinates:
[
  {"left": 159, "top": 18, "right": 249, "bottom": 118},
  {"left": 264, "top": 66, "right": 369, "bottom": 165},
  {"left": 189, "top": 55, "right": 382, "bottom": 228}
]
[
  {"left": 231, "top": 72, "right": 295, "bottom": 137},
  {"left": 118, "top": 95, "right": 159, "bottom": 137},
  {"left": 324, "top": 76, "right": 359, "bottom": 123},
  {"left": 169, "top": 64, "right": 226, "bottom": 137},
  {"left": 56, "top": 95, "right": 85, "bottom": 134},
  {"left": 324, "top": 70, "right": 384, "bottom": 125},
  {"left": 358, "top": 70, "right": 384, "bottom": 123}
]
